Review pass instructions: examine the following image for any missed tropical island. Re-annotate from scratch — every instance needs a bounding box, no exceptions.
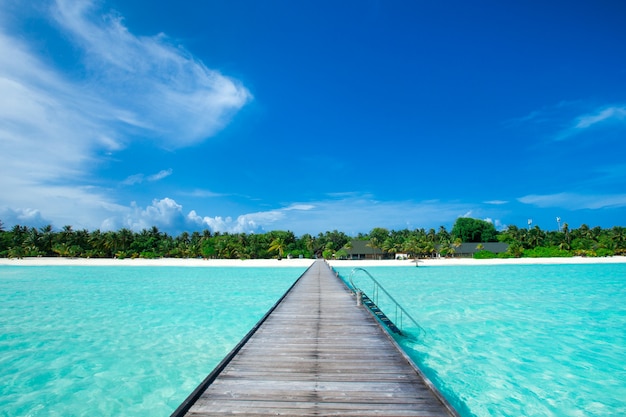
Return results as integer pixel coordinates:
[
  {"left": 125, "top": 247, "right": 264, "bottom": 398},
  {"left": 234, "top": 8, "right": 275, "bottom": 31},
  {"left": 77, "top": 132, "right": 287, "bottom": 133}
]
[{"left": 1, "top": 217, "right": 625, "bottom": 260}]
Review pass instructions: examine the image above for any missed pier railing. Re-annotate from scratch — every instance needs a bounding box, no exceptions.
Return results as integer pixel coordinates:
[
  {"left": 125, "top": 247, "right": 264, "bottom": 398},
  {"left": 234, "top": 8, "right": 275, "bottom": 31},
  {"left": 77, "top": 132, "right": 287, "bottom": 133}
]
[{"left": 347, "top": 267, "right": 425, "bottom": 336}]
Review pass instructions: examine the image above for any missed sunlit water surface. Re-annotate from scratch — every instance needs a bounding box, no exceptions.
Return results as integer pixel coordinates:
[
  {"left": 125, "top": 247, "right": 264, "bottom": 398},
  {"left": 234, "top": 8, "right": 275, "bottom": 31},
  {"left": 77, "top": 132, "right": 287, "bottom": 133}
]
[
  {"left": 336, "top": 263, "right": 626, "bottom": 417},
  {"left": 0, "top": 266, "right": 305, "bottom": 417},
  {"left": 3, "top": 264, "right": 626, "bottom": 417}
]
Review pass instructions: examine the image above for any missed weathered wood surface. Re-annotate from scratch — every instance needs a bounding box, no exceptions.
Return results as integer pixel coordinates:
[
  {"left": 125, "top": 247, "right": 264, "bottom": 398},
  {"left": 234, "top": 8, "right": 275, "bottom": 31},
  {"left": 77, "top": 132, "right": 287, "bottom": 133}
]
[{"left": 180, "top": 260, "right": 457, "bottom": 417}]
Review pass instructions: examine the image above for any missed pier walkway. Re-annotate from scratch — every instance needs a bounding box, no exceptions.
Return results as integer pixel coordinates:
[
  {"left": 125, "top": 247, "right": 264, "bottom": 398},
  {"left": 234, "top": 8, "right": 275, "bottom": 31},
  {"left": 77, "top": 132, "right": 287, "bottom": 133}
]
[{"left": 172, "top": 260, "right": 458, "bottom": 417}]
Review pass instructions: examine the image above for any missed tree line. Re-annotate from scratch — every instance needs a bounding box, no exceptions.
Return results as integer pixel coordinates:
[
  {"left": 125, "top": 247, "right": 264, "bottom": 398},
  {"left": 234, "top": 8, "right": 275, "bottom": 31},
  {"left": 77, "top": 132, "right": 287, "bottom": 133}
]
[{"left": 1, "top": 218, "right": 624, "bottom": 259}]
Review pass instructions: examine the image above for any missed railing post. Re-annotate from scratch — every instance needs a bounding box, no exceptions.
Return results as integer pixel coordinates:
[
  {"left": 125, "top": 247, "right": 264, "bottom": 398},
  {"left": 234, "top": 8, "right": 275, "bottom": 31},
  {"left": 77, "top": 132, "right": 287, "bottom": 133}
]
[{"left": 349, "top": 267, "right": 425, "bottom": 335}]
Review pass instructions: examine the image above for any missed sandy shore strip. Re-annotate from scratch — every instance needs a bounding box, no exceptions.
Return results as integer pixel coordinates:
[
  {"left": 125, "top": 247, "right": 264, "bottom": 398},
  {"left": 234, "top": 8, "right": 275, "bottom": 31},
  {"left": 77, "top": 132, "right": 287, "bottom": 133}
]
[
  {"left": 1, "top": 256, "right": 625, "bottom": 267},
  {"left": 330, "top": 256, "right": 626, "bottom": 267},
  {"left": 0, "top": 257, "right": 316, "bottom": 267}
]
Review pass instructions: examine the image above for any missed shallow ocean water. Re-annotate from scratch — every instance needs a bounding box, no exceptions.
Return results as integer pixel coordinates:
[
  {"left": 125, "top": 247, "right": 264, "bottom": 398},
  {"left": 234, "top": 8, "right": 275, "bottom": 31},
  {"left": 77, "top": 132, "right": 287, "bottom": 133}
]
[
  {"left": 0, "top": 266, "right": 304, "bottom": 417},
  {"left": 336, "top": 263, "right": 626, "bottom": 417},
  {"left": 2, "top": 263, "right": 626, "bottom": 417}
]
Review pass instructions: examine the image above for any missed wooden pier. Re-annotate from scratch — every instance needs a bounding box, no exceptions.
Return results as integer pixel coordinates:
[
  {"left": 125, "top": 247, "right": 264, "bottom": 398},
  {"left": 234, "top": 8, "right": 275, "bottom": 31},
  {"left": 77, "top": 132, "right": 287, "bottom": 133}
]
[{"left": 172, "top": 260, "right": 458, "bottom": 417}]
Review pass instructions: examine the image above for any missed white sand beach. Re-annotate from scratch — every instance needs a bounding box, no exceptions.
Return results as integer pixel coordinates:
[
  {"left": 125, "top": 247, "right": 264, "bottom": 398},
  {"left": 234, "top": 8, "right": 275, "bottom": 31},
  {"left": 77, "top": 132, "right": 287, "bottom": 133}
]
[
  {"left": 1, "top": 256, "right": 625, "bottom": 267},
  {"left": 329, "top": 256, "right": 626, "bottom": 267},
  {"left": 0, "top": 257, "right": 316, "bottom": 267}
]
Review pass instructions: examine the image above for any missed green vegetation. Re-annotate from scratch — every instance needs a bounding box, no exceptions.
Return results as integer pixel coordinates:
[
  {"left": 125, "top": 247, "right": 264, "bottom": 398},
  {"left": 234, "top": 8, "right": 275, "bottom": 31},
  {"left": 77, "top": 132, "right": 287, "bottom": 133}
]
[
  {"left": 498, "top": 223, "right": 626, "bottom": 258},
  {"left": 0, "top": 217, "right": 624, "bottom": 259},
  {"left": 451, "top": 217, "right": 498, "bottom": 242}
]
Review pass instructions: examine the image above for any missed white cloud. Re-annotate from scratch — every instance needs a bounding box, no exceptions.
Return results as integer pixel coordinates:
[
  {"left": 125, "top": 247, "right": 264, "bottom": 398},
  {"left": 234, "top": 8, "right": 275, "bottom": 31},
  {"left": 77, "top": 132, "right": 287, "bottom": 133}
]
[
  {"left": 511, "top": 102, "right": 626, "bottom": 143},
  {"left": 187, "top": 205, "right": 301, "bottom": 234},
  {"left": 122, "top": 169, "right": 173, "bottom": 185},
  {"left": 52, "top": 0, "right": 251, "bottom": 148},
  {"left": 181, "top": 189, "right": 225, "bottom": 198},
  {"left": 481, "top": 217, "right": 505, "bottom": 230},
  {"left": 95, "top": 196, "right": 476, "bottom": 236},
  {"left": 124, "top": 198, "right": 186, "bottom": 231},
  {"left": 268, "top": 198, "right": 476, "bottom": 235},
  {"left": 284, "top": 204, "right": 315, "bottom": 211},
  {"left": 147, "top": 169, "right": 173, "bottom": 182},
  {"left": 0, "top": 179, "right": 127, "bottom": 230},
  {"left": 557, "top": 105, "right": 626, "bottom": 141},
  {"left": 122, "top": 174, "right": 145, "bottom": 186},
  {"left": 100, "top": 198, "right": 186, "bottom": 232},
  {"left": 0, "top": 32, "right": 107, "bottom": 184},
  {"left": 518, "top": 192, "right": 626, "bottom": 210},
  {"left": 1, "top": 190, "right": 510, "bottom": 236},
  {"left": 0, "top": 207, "right": 49, "bottom": 229},
  {"left": 574, "top": 106, "right": 626, "bottom": 129},
  {"left": 0, "top": 0, "right": 249, "bottom": 232}
]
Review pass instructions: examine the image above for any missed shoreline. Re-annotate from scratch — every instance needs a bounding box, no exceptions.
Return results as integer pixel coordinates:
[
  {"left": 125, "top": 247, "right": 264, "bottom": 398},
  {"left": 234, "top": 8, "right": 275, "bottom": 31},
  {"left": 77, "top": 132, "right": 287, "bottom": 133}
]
[
  {"left": 1, "top": 256, "right": 625, "bottom": 267},
  {"left": 331, "top": 256, "right": 626, "bottom": 267},
  {"left": 0, "top": 257, "right": 316, "bottom": 267}
]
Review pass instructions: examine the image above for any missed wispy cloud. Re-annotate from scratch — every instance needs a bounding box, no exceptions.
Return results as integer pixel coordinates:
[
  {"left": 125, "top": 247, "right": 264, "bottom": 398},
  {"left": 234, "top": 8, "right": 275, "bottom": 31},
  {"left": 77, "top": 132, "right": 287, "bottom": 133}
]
[
  {"left": 574, "top": 107, "right": 626, "bottom": 129},
  {"left": 52, "top": 0, "right": 252, "bottom": 147},
  {"left": 0, "top": 0, "right": 249, "bottom": 229},
  {"left": 557, "top": 105, "right": 626, "bottom": 141},
  {"left": 187, "top": 203, "right": 314, "bottom": 234},
  {"left": 518, "top": 192, "right": 626, "bottom": 210},
  {"left": 122, "top": 169, "right": 173, "bottom": 185},
  {"left": 77, "top": 195, "right": 480, "bottom": 235},
  {"left": 122, "top": 174, "right": 144, "bottom": 186},
  {"left": 148, "top": 169, "right": 173, "bottom": 182},
  {"left": 183, "top": 196, "right": 478, "bottom": 235},
  {"left": 510, "top": 102, "right": 626, "bottom": 144},
  {"left": 2, "top": 187, "right": 506, "bottom": 235},
  {"left": 180, "top": 189, "right": 226, "bottom": 199},
  {"left": 102, "top": 198, "right": 187, "bottom": 232}
]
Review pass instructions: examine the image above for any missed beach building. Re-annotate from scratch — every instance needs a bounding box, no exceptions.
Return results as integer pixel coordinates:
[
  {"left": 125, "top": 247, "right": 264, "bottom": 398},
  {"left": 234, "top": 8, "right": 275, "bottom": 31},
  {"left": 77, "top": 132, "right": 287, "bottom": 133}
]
[
  {"left": 345, "top": 240, "right": 509, "bottom": 260},
  {"left": 445, "top": 242, "right": 509, "bottom": 258},
  {"left": 344, "top": 240, "right": 386, "bottom": 260}
]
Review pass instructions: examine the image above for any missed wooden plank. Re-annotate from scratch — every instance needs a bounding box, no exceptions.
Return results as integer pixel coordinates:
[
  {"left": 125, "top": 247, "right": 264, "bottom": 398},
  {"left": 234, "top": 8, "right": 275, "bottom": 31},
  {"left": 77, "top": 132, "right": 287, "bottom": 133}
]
[{"left": 173, "top": 260, "right": 458, "bottom": 417}]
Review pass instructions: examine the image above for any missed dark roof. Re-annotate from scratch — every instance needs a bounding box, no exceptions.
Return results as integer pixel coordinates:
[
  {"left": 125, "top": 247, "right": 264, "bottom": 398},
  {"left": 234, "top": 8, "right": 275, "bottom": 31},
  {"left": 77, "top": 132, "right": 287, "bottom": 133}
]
[
  {"left": 455, "top": 242, "right": 509, "bottom": 254},
  {"left": 345, "top": 240, "right": 383, "bottom": 255}
]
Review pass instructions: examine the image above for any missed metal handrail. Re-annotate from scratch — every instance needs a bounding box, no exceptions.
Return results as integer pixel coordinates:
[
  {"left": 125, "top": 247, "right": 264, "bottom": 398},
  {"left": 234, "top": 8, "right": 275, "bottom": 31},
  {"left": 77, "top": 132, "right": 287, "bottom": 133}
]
[{"left": 348, "top": 267, "right": 424, "bottom": 334}]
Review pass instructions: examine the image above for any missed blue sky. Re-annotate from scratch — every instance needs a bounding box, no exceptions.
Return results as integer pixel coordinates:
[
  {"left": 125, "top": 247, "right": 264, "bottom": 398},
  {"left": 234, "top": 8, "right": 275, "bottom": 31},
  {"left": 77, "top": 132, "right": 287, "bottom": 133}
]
[{"left": 1, "top": 0, "right": 625, "bottom": 236}]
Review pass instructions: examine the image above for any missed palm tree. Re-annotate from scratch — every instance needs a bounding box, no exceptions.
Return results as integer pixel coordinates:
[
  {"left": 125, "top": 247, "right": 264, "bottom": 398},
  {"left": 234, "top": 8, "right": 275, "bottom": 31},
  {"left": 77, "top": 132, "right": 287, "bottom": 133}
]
[
  {"left": 269, "top": 237, "right": 286, "bottom": 259},
  {"left": 103, "top": 231, "right": 118, "bottom": 257},
  {"left": 52, "top": 242, "right": 71, "bottom": 257},
  {"left": 506, "top": 242, "right": 523, "bottom": 258},
  {"left": 427, "top": 228, "right": 437, "bottom": 243},
  {"left": 11, "top": 225, "right": 28, "bottom": 247},
  {"left": 437, "top": 226, "right": 450, "bottom": 245},
  {"left": 39, "top": 225, "right": 54, "bottom": 256},
  {"left": 423, "top": 241, "right": 436, "bottom": 258},
  {"left": 88, "top": 229, "right": 106, "bottom": 257},
  {"left": 60, "top": 225, "right": 74, "bottom": 247},
  {"left": 366, "top": 238, "right": 381, "bottom": 259},
  {"left": 24, "top": 227, "right": 41, "bottom": 255},
  {"left": 117, "top": 228, "right": 134, "bottom": 254},
  {"left": 301, "top": 234, "right": 316, "bottom": 256},
  {"left": 402, "top": 237, "right": 422, "bottom": 266},
  {"left": 528, "top": 226, "right": 545, "bottom": 248},
  {"left": 562, "top": 223, "right": 571, "bottom": 246},
  {"left": 610, "top": 226, "right": 626, "bottom": 252},
  {"left": 446, "top": 238, "right": 462, "bottom": 258}
]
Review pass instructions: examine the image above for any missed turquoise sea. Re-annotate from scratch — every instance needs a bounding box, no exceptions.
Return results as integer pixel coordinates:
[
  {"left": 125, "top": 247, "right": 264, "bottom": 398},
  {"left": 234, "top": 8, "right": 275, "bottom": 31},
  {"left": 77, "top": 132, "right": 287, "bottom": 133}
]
[
  {"left": 1, "top": 263, "right": 625, "bottom": 416},
  {"left": 336, "top": 264, "right": 626, "bottom": 417},
  {"left": 0, "top": 266, "right": 305, "bottom": 417}
]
